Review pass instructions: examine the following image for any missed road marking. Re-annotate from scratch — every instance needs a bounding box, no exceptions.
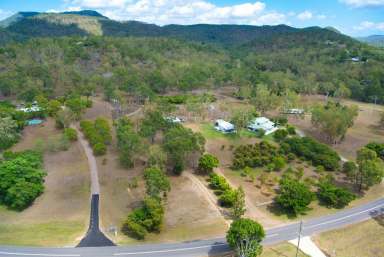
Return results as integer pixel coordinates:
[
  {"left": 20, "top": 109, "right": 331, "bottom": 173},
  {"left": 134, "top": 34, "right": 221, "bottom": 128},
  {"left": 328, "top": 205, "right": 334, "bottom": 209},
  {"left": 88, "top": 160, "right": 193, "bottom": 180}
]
[
  {"left": 266, "top": 233, "right": 279, "bottom": 238},
  {"left": 305, "top": 203, "right": 384, "bottom": 229},
  {"left": 113, "top": 243, "right": 227, "bottom": 255},
  {"left": 0, "top": 252, "right": 80, "bottom": 257}
]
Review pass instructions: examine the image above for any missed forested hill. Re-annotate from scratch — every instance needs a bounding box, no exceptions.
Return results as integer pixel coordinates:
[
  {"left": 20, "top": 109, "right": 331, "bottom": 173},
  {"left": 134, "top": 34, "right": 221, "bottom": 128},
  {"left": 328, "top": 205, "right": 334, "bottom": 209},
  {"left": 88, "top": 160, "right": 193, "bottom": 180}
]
[
  {"left": 1, "top": 10, "right": 355, "bottom": 47},
  {"left": 0, "top": 10, "right": 383, "bottom": 105}
]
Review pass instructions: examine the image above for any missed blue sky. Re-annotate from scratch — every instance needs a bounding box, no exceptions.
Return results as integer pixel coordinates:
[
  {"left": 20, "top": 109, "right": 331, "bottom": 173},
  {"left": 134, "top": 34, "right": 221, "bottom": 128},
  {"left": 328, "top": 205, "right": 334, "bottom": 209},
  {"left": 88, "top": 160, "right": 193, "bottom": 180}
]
[{"left": 0, "top": 0, "right": 383, "bottom": 36}]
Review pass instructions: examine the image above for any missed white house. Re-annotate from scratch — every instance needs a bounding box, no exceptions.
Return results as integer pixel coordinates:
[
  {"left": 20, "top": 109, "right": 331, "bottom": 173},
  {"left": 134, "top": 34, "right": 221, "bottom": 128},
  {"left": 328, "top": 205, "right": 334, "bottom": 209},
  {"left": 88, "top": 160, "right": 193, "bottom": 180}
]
[
  {"left": 248, "top": 117, "right": 278, "bottom": 135},
  {"left": 214, "top": 119, "right": 235, "bottom": 133},
  {"left": 17, "top": 101, "right": 41, "bottom": 113}
]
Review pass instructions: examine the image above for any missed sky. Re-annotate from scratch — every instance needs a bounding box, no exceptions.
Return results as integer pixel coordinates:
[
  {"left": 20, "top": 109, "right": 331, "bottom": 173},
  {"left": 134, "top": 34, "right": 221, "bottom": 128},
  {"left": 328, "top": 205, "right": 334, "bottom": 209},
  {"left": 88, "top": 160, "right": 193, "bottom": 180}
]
[{"left": 0, "top": 0, "right": 383, "bottom": 36}]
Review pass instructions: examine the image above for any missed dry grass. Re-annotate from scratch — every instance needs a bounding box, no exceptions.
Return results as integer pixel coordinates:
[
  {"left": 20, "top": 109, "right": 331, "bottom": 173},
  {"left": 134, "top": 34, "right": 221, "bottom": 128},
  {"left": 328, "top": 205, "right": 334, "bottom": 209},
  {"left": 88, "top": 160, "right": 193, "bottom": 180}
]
[
  {"left": 209, "top": 242, "right": 309, "bottom": 257},
  {"left": 0, "top": 118, "right": 90, "bottom": 246},
  {"left": 313, "top": 218, "right": 384, "bottom": 257}
]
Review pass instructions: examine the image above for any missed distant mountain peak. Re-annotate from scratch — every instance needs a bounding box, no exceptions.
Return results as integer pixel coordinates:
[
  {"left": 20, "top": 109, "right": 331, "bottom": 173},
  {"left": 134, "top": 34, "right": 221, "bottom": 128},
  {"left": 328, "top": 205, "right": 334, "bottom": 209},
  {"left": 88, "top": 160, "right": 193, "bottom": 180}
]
[
  {"left": 325, "top": 26, "right": 341, "bottom": 34},
  {"left": 61, "top": 10, "right": 108, "bottom": 19}
]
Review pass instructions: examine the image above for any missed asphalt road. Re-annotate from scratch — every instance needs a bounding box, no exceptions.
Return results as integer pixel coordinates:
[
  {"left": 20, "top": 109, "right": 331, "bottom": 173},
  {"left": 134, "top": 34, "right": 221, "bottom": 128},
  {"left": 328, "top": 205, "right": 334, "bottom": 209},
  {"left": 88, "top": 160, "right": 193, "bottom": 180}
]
[
  {"left": 77, "top": 194, "right": 115, "bottom": 247},
  {"left": 0, "top": 197, "right": 383, "bottom": 257}
]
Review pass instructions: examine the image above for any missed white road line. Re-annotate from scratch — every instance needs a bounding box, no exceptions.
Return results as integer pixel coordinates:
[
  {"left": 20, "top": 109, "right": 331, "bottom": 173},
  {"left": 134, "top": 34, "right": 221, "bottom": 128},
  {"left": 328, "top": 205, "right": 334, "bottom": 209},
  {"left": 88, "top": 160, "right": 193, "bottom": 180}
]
[
  {"left": 113, "top": 243, "right": 227, "bottom": 256},
  {"left": 0, "top": 252, "right": 80, "bottom": 257},
  {"left": 305, "top": 203, "right": 384, "bottom": 229},
  {"left": 266, "top": 233, "right": 279, "bottom": 238}
]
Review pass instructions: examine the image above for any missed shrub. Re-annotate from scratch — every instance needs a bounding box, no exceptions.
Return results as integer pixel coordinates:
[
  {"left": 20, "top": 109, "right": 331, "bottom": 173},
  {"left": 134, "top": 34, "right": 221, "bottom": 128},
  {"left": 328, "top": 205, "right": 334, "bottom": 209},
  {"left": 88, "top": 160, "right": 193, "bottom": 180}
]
[
  {"left": 286, "top": 125, "right": 296, "bottom": 135},
  {"left": 0, "top": 150, "right": 46, "bottom": 210},
  {"left": 64, "top": 128, "right": 77, "bottom": 141},
  {"left": 80, "top": 119, "right": 111, "bottom": 156},
  {"left": 209, "top": 173, "right": 231, "bottom": 192},
  {"left": 198, "top": 154, "right": 219, "bottom": 174},
  {"left": 122, "top": 197, "right": 164, "bottom": 240},
  {"left": 93, "top": 142, "right": 107, "bottom": 156},
  {"left": 219, "top": 189, "right": 237, "bottom": 207},
  {"left": 342, "top": 161, "right": 357, "bottom": 179},
  {"left": 365, "top": 142, "right": 384, "bottom": 160},
  {"left": 283, "top": 137, "right": 340, "bottom": 171},
  {"left": 276, "top": 177, "right": 314, "bottom": 215},
  {"left": 232, "top": 141, "right": 280, "bottom": 169},
  {"left": 144, "top": 167, "right": 171, "bottom": 198},
  {"left": 317, "top": 181, "right": 356, "bottom": 208},
  {"left": 273, "top": 129, "right": 288, "bottom": 141},
  {"left": 273, "top": 156, "right": 286, "bottom": 171}
]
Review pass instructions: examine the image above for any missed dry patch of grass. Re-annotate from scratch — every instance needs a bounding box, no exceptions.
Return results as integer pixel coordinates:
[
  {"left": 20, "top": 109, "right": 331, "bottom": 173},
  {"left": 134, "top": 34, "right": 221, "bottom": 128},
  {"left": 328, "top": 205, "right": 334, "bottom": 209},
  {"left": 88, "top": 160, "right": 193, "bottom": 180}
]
[
  {"left": 0, "top": 119, "right": 90, "bottom": 246},
  {"left": 313, "top": 219, "right": 384, "bottom": 257},
  {"left": 209, "top": 242, "right": 308, "bottom": 257}
]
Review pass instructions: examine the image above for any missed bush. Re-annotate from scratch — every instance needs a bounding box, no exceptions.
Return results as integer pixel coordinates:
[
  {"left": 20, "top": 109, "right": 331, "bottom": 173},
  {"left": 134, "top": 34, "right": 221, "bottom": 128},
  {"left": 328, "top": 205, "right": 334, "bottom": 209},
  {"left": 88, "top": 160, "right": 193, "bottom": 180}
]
[
  {"left": 365, "top": 142, "right": 384, "bottom": 160},
  {"left": 286, "top": 125, "right": 296, "bottom": 135},
  {"left": 198, "top": 154, "right": 219, "bottom": 174},
  {"left": 209, "top": 173, "right": 231, "bottom": 192},
  {"left": 317, "top": 181, "right": 356, "bottom": 208},
  {"left": 64, "top": 128, "right": 77, "bottom": 141},
  {"left": 276, "top": 177, "right": 314, "bottom": 215},
  {"left": 232, "top": 141, "right": 281, "bottom": 169},
  {"left": 283, "top": 137, "right": 340, "bottom": 171},
  {"left": 80, "top": 118, "right": 111, "bottom": 156},
  {"left": 93, "top": 142, "right": 107, "bottom": 156},
  {"left": 273, "top": 156, "right": 286, "bottom": 171},
  {"left": 122, "top": 197, "right": 164, "bottom": 240},
  {"left": 219, "top": 189, "right": 237, "bottom": 207},
  {"left": 122, "top": 219, "right": 147, "bottom": 240},
  {"left": 144, "top": 167, "right": 171, "bottom": 198},
  {"left": 273, "top": 129, "right": 288, "bottom": 141},
  {"left": 0, "top": 150, "right": 46, "bottom": 210}
]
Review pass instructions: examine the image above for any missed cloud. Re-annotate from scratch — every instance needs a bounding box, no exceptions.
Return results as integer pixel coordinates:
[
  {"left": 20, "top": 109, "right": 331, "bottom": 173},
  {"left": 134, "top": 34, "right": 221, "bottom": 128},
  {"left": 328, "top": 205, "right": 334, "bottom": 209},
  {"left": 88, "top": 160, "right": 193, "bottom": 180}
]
[
  {"left": 340, "top": 0, "right": 384, "bottom": 7},
  {"left": 63, "top": 0, "right": 288, "bottom": 25},
  {"left": 0, "top": 9, "right": 13, "bottom": 21},
  {"left": 354, "top": 20, "right": 384, "bottom": 31},
  {"left": 297, "top": 10, "right": 313, "bottom": 20}
]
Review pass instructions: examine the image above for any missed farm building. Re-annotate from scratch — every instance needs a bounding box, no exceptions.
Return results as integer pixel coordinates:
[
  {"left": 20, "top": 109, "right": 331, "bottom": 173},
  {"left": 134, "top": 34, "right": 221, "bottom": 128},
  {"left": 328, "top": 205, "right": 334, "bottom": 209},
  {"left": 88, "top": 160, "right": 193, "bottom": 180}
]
[
  {"left": 214, "top": 119, "right": 235, "bottom": 133},
  {"left": 248, "top": 117, "right": 278, "bottom": 135}
]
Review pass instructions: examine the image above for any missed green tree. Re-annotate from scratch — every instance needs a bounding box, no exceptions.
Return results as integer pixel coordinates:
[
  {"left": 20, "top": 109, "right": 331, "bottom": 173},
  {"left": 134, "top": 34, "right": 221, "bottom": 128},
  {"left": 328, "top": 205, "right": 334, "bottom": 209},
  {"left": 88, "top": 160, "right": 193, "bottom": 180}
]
[
  {"left": 148, "top": 145, "right": 167, "bottom": 170},
  {"left": 276, "top": 177, "right": 314, "bottom": 215},
  {"left": 115, "top": 117, "right": 142, "bottom": 168},
  {"left": 231, "top": 108, "right": 256, "bottom": 132},
  {"left": 317, "top": 181, "right": 355, "bottom": 208},
  {"left": 198, "top": 154, "right": 219, "bottom": 174},
  {"left": 163, "top": 125, "right": 205, "bottom": 175},
  {"left": 251, "top": 85, "right": 281, "bottom": 114},
  {"left": 139, "top": 110, "right": 168, "bottom": 142},
  {"left": 232, "top": 187, "right": 246, "bottom": 220},
  {"left": 47, "top": 100, "right": 62, "bottom": 117},
  {"left": 355, "top": 147, "right": 384, "bottom": 191},
  {"left": 144, "top": 166, "right": 171, "bottom": 198},
  {"left": 226, "top": 218, "right": 265, "bottom": 257},
  {"left": 311, "top": 102, "right": 358, "bottom": 143},
  {"left": 55, "top": 108, "right": 75, "bottom": 129},
  {"left": 0, "top": 117, "right": 20, "bottom": 150}
]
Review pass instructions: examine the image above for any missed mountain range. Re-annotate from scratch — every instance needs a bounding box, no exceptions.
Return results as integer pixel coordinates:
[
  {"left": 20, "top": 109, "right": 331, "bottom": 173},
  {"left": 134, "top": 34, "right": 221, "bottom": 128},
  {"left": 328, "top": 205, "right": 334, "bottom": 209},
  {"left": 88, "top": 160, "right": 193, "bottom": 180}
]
[{"left": 0, "top": 10, "right": 358, "bottom": 48}]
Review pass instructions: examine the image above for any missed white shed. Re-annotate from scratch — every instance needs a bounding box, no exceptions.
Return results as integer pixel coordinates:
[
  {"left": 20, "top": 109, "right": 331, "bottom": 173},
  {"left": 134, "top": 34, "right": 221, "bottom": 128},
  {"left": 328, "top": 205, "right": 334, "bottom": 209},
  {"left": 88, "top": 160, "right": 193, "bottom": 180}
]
[
  {"left": 248, "top": 117, "right": 278, "bottom": 135},
  {"left": 214, "top": 119, "right": 235, "bottom": 133}
]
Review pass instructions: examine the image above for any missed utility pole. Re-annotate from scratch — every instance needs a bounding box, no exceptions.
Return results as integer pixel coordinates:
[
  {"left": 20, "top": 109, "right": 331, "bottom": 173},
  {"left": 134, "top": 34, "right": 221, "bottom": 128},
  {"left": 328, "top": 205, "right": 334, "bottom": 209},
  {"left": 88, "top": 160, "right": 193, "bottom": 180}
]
[{"left": 295, "top": 220, "right": 303, "bottom": 257}]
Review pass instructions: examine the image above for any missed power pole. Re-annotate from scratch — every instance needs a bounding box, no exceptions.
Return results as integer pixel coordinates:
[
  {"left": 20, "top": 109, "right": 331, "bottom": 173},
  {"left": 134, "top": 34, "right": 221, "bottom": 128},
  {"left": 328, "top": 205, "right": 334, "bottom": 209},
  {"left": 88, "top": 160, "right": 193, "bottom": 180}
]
[{"left": 295, "top": 220, "right": 303, "bottom": 257}]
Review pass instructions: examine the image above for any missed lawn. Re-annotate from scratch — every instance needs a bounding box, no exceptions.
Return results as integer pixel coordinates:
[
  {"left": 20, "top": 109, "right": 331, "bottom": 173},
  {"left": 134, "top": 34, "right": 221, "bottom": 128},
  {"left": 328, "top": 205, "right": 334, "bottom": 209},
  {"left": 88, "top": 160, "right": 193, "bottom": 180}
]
[
  {"left": 0, "top": 221, "right": 85, "bottom": 246},
  {"left": 211, "top": 242, "right": 308, "bottom": 257},
  {"left": 0, "top": 118, "right": 90, "bottom": 246},
  {"left": 313, "top": 219, "right": 384, "bottom": 257}
]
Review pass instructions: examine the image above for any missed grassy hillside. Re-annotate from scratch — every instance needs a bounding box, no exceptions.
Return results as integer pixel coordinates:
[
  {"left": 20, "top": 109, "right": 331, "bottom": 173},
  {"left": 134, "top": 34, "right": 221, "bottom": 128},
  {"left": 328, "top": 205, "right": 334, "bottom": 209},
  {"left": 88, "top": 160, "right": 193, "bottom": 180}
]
[{"left": 358, "top": 35, "right": 384, "bottom": 47}]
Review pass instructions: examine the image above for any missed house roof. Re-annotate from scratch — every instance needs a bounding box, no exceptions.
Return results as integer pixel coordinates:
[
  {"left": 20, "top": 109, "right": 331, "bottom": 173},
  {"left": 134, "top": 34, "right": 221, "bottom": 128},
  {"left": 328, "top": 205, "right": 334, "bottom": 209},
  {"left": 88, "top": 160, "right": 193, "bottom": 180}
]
[{"left": 215, "top": 119, "right": 234, "bottom": 130}]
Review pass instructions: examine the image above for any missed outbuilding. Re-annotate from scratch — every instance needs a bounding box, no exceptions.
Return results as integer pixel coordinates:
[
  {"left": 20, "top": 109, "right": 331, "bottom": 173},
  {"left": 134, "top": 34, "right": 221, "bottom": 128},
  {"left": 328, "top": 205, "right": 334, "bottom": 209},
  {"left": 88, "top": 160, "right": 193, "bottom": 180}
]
[
  {"left": 214, "top": 119, "right": 235, "bottom": 133},
  {"left": 248, "top": 117, "right": 278, "bottom": 135}
]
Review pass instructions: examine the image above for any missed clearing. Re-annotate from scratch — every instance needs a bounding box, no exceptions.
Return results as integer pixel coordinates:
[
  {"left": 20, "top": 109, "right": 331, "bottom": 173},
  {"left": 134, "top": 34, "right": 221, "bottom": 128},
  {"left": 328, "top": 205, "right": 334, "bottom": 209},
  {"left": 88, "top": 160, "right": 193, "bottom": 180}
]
[
  {"left": 0, "top": 118, "right": 90, "bottom": 246},
  {"left": 313, "top": 218, "right": 384, "bottom": 257}
]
